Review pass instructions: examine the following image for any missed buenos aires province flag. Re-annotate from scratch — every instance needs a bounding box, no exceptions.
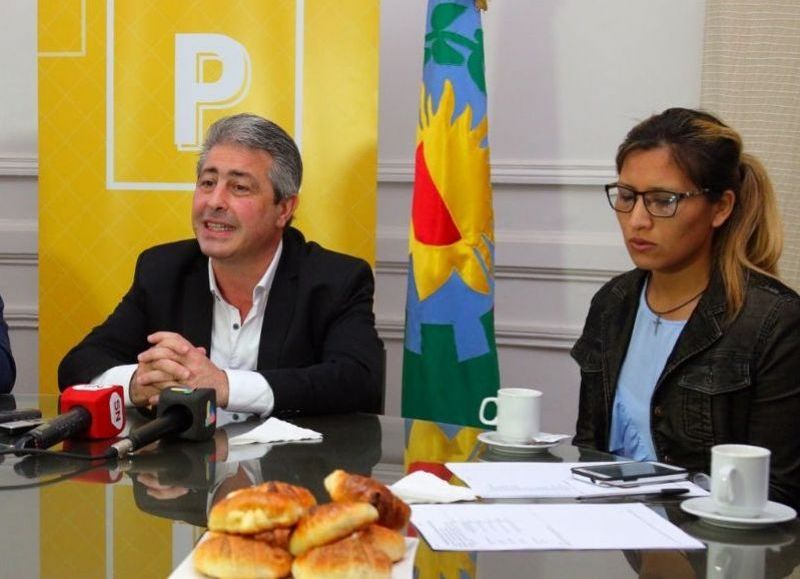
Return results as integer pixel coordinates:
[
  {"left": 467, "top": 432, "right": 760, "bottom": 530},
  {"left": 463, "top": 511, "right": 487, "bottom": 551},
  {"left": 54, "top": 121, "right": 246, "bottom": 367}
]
[{"left": 402, "top": 0, "right": 499, "bottom": 427}]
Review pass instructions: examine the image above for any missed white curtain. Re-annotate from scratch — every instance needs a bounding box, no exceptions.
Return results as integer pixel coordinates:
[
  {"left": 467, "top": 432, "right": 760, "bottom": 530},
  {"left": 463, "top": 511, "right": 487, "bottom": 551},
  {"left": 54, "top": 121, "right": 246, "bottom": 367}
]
[{"left": 701, "top": 0, "right": 800, "bottom": 288}]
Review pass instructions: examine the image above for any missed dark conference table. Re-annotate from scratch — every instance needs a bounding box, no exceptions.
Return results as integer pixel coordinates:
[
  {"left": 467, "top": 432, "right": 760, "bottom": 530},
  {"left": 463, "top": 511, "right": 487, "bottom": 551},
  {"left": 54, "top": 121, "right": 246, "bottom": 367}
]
[{"left": 1, "top": 394, "right": 798, "bottom": 579}]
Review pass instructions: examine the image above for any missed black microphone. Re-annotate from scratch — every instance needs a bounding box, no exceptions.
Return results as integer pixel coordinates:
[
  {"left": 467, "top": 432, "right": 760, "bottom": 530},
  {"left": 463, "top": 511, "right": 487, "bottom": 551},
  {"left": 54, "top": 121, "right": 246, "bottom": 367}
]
[
  {"left": 107, "top": 387, "right": 216, "bottom": 458},
  {"left": 0, "top": 409, "right": 42, "bottom": 424},
  {"left": 121, "top": 439, "right": 216, "bottom": 488},
  {"left": 16, "top": 407, "right": 90, "bottom": 450},
  {"left": 15, "top": 385, "right": 126, "bottom": 451}
]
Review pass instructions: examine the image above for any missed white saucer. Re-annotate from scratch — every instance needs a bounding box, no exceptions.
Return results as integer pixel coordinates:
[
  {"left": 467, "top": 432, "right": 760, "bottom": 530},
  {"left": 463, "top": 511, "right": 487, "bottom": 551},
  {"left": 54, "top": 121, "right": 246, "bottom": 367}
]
[
  {"left": 680, "top": 496, "right": 797, "bottom": 529},
  {"left": 477, "top": 431, "right": 565, "bottom": 455}
]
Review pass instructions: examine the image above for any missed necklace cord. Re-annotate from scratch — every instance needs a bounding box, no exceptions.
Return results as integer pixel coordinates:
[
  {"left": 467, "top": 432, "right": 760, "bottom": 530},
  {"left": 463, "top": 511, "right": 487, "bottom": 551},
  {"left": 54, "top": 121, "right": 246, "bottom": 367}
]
[{"left": 646, "top": 287, "right": 706, "bottom": 316}]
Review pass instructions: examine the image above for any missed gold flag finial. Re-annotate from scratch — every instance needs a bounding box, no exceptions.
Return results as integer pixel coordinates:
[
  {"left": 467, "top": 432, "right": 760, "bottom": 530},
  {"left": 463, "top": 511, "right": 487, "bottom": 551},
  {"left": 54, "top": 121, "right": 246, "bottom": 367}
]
[{"left": 475, "top": 0, "right": 488, "bottom": 11}]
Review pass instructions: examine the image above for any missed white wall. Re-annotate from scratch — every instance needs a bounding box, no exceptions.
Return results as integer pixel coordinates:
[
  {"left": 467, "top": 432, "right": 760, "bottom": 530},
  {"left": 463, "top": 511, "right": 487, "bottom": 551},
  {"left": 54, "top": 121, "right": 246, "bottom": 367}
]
[
  {"left": 0, "top": 0, "right": 38, "bottom": 396},
  {"left": 0, "top": 1, "right": 706, "bottom": 433}
]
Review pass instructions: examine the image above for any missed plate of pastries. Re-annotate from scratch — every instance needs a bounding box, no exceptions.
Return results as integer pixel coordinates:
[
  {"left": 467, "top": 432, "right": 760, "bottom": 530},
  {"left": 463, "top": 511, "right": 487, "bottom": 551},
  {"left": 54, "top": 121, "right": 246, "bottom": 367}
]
[{"left": 172, "top": 469, "right": 416, "bottom": 578}]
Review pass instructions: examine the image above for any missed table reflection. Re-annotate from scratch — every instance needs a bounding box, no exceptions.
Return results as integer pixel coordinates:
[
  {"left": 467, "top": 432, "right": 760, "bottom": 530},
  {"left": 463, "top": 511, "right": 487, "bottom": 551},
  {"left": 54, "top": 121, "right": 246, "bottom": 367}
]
[
  {"left": 130, "top": 413, "right": 383, "bottom": 527},
  {"left": 1, "top": 394, "right": 799, "bottom": 579}
]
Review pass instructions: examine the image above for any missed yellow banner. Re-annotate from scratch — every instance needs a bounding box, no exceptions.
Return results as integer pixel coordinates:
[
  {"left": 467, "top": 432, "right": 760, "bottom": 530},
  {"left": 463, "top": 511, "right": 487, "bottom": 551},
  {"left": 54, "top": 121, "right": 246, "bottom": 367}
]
[
  {"left": 39, "top": 0, "right": 378, "bottom": 394},
  {"left": 38, "top": 0, "right": 378, "bottom": 573}
]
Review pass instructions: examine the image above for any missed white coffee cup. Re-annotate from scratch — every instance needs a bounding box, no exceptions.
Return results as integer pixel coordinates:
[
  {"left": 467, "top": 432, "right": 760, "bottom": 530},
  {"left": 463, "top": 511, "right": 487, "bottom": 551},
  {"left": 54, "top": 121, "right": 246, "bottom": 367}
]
[
  {"left": 710, "top": 444, "right": 770, "bottom": 518},
  {"left": 478, "top": 388, "right": 542, "bottom": 443}
]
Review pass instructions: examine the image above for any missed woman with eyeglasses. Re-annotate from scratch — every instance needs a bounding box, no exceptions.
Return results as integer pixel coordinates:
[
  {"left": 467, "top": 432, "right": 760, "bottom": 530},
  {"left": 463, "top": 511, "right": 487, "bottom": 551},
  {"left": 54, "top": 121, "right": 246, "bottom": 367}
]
[{"left": 571, "top": 107, "right": 800, "bottom": 509}]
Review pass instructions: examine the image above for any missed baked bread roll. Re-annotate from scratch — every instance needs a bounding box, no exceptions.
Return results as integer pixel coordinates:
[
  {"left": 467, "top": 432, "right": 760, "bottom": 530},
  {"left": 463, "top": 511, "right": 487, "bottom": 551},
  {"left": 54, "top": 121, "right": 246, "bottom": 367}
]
[
  {"left": 324, "top": 469, "right": 411, "bottom": 530},
  {"left": 352, "top": 524, "right": 406, "bottom": 562},
  {"left": 289, "top": 501, "right": 379, "bottom": 556},
  {"left": 252, "top": 527, "right": 292, "bottom": 551},
  {"left": 193, "top": 532, "right": 292, "bottom": 578},
  {"left": 249, "top": 481, "right": 317, "bottom": 510},
  {"left": 292, "top": 536, "right": 392, "bottom": 579},
  {"left": 208, "top": 487, "right": 306, "bottom": 534}
]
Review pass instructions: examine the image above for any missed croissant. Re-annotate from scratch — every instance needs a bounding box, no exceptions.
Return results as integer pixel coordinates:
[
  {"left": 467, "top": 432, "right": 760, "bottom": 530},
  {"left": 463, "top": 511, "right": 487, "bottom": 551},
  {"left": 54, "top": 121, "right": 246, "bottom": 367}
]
[
  {"left": 248, "top": 480, "right": 317, "bottom": 510},
  {"left": 208, "top": 487, "right": 306, "bottom": 534},
  {"left": 352, "top": 524, "right": 406, "bottom": 562},
  {"left": 193, "top": 532, "right": 292, "bottom": 578},
  {"left": 324, "top": 469, "right": 411, "bottom": 531},
  {"left": 252, "top": 527, "right": 292, "bottom": 551},
  {"left": 289, "top": 501, "right": 379, "bottom": 556},
  {"left": 292, "top": 535, "right": 392, "bottom": 579}
]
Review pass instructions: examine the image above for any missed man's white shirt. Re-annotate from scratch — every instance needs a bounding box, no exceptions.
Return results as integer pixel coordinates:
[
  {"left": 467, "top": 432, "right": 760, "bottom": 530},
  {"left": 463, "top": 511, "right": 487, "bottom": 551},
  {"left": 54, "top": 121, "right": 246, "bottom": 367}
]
[{"left": 92, "top": 242, "right": 283, "bottom": 418}]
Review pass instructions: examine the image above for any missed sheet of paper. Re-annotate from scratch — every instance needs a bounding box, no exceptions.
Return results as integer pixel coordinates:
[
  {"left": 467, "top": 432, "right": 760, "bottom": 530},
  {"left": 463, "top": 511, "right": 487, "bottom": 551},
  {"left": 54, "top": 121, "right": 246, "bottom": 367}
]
[
  {"left": 446, "top": 462, "right": 709, "bottom": 499},
  {"left": 411, "top": 503, "right": 705, "bottom": 551}
]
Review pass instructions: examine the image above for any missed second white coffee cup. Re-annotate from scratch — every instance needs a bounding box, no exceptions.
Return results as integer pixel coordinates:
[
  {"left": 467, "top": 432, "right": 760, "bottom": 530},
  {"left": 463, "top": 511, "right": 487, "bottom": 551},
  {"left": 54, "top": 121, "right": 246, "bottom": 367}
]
[
  {"left": 710, "top": 444, "right": 770, "bottom": 518},
  {"left": 478, "top": 387, "right": 542, "bottom": 443}
]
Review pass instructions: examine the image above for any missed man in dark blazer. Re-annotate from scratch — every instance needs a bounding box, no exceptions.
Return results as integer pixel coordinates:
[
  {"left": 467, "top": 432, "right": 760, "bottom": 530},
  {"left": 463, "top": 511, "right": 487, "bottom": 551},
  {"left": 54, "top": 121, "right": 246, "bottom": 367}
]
[{"left": 58, "top": 114, "right": 381, "bottom": 417}]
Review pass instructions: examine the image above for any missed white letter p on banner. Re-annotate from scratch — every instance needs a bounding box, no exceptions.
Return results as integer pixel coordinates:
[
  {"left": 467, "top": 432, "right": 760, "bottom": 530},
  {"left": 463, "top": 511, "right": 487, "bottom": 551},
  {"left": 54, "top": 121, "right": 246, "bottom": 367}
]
[{"left": 174, "top": 33, "right": 252, "bottom": 151}]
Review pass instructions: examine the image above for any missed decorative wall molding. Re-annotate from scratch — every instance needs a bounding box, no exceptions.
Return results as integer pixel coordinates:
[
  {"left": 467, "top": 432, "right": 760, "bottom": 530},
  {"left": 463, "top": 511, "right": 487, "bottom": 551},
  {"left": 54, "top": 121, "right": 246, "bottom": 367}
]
[
  {"left": 0, "top": 215, "right": 39, "bottom": 329},
  {"left": 0, "top": 154, "right": 617, "bottom": 186},
  {"left": 0, "top": 253, "right": 37, "bottom": 266},
  {"left": 376, "top": 317, "right": 580, "bottom": 351},
  {"left": 0, "top": 156, "right": 38, "bottom": 177},
  {"left": 378, "top": 159, "right": 616, "bottom": 185},
  {"left": 0, "top": 219, "right": 38, "bottom": 256},
  {"left": 377, "top": 260, "right": 618, "bottom": 285},
  {"left": 4, "top": 307, "right": 38, "bottom": 329},
  {"left": 377, "top": 226, "right": 630, "bottom": 274},
  {"left": 494, "top": 265, "right": 615, "bottom": 284}
]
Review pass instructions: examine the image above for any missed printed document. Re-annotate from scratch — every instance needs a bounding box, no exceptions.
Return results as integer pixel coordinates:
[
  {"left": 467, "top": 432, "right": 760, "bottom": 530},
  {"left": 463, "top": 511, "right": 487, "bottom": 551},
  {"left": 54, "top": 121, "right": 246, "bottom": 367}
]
[
  {"left": 447, "top": 462, "right": 707, "bottom": 499},
  {"left": 411, "top": 503, "right": 705, "bottom": 551}
]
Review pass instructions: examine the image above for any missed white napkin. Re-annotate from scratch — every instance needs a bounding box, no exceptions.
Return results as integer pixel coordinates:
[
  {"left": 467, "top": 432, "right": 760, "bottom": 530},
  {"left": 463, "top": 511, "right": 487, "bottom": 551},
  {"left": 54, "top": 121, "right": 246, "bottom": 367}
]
[
  {"left": 227, "top": 417, "right": 323, "bottom": 446},
  {"left": 390, "top": 470, "right": 478, "bottom": 504}
]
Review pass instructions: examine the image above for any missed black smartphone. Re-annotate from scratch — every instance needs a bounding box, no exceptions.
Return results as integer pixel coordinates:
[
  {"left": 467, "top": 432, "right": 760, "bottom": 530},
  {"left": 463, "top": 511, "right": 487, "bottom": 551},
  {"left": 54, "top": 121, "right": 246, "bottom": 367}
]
[
  {"left": 571, "top": 461, "right": 688, "bottom": 486},
  {"left": 0, "top": 418, "right": 45, "bottom": 436}
]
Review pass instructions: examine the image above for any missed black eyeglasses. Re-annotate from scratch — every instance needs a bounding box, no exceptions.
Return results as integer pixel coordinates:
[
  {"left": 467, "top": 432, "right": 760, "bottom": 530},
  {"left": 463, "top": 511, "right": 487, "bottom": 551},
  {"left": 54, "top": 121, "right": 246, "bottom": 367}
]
[{"left": 604, "top": 184, "right": 708, "bottom": 218}]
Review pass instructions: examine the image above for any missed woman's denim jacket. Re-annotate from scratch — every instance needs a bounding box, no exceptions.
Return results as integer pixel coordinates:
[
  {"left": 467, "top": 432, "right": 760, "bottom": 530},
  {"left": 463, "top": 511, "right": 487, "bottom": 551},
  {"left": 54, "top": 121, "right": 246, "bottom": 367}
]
[{"left": 571, "top": 268, "right": 800, "bottom": 509}]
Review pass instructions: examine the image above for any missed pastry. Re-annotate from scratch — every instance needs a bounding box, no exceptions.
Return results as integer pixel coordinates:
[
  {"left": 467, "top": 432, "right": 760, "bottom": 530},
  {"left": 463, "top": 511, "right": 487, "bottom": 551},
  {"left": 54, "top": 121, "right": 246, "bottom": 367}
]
[
  {"left": 324, "top": 469, "right": 411, "bottom": 530},
  {"left": 289, "top": 501, "right": 379, "bottom": 556},
  {"left": 292, "top": 536, "right": 391, "bottom": 579},
  {"left": 248, "top": 481, "right": 317, "bottom": 510},
  {"left": 193, "top": 532, "right": 292, "bottom": 578},
  {"left": 352, "top": 524, "right": 406, "bottom": 562},
  {"left": 208, "top": 487, "right": 306, "bottom": 534},
  {"left": 252, "top": 527, "right": 292, "bottom": 551}
]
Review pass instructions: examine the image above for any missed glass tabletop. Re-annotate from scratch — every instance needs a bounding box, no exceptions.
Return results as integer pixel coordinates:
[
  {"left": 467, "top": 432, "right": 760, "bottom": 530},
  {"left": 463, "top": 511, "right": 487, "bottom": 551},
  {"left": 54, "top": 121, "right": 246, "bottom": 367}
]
[{"left": 1, "top": 394, "right": 798, "bottom": 578}]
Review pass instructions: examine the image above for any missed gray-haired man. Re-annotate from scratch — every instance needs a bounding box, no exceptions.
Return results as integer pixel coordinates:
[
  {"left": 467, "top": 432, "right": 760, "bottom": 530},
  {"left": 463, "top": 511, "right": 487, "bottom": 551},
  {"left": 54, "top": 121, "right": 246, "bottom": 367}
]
[{"left": 59, "top": 114, "right": 382, "bottom": 418}]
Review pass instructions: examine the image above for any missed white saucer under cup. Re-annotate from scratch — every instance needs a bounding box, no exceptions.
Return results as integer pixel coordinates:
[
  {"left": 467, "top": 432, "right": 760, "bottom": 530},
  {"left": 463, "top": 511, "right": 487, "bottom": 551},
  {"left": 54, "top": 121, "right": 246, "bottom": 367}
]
[
  {"left": 476, "top": 431, "right": 565, "bottom": 455},
  {"left": 680, "top": 496, "right": 796, "bottom": 530},
  {"left": 711, "top": 444, "right": 770, "bottom": 518}
]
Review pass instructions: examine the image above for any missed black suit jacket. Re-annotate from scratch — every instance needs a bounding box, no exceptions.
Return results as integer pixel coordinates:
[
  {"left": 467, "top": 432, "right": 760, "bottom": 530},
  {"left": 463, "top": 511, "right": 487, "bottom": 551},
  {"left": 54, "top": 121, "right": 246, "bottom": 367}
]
[
  {"left": 0, "top": 295, "right": 15, "bottom": 393},
  {"left": 58, "top": 228, "right": 382, "bottom": 416}
]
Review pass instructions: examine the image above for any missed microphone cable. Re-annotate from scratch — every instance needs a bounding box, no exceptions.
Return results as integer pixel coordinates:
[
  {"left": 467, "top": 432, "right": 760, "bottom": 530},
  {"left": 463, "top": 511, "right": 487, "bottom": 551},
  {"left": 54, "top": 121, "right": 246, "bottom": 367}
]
[
  {"left": 0, "top": 447, "right": 113, "bottom": 491},
  {"left": 0, "top": 445, "right": 114, "bottom": 461}
]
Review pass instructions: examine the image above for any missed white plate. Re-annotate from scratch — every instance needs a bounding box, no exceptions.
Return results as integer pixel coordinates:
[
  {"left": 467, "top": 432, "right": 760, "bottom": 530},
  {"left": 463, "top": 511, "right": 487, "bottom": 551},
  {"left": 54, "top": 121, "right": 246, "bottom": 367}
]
[
  {"left": 680, "top": 496, "right": 797, "bottom": 529},
  {"left": 169, "top": 534, "right": 419, "bottom": 579},
  {"left": 477, "top": 431, "right": 566, "bottom": 455}
]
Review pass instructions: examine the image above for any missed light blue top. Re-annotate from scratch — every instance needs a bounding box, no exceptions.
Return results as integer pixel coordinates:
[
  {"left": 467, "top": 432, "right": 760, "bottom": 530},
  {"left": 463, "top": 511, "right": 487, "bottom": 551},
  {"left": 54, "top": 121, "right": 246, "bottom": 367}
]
[{"left": 609, "top": 284, "right": 686, "bottom": 461}]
